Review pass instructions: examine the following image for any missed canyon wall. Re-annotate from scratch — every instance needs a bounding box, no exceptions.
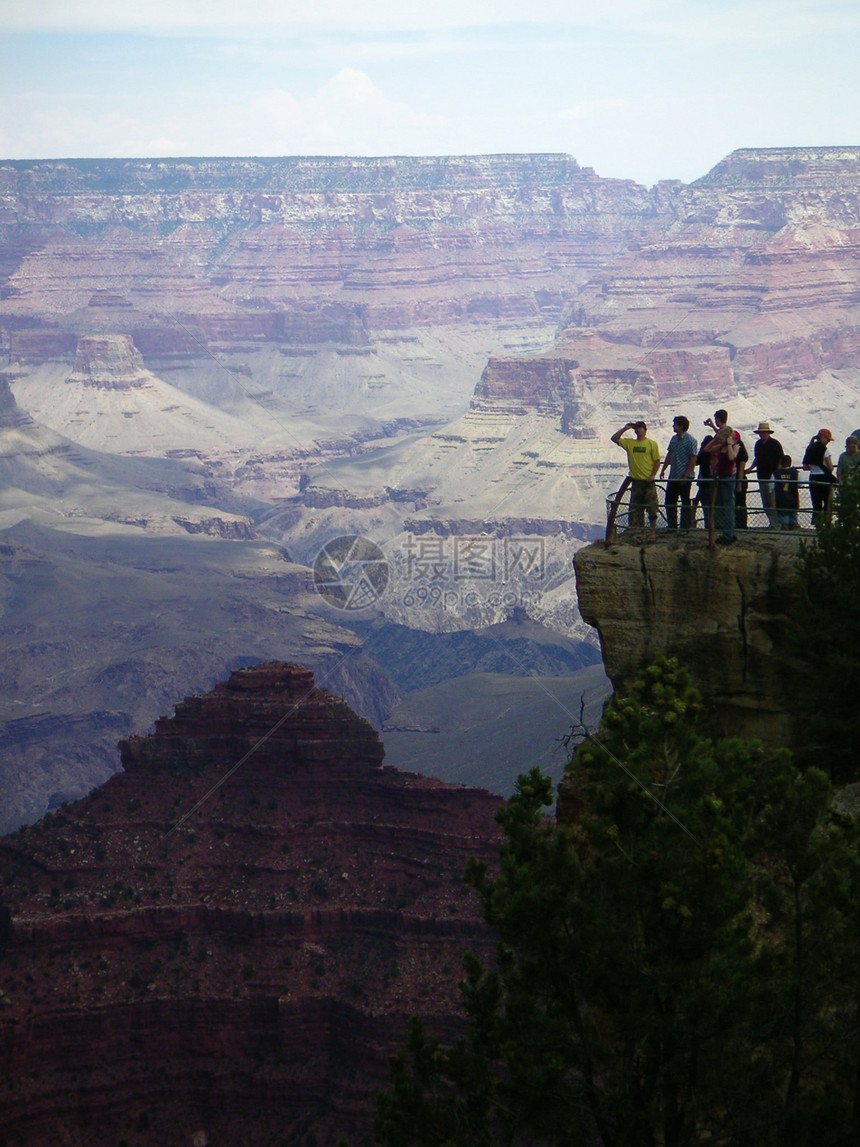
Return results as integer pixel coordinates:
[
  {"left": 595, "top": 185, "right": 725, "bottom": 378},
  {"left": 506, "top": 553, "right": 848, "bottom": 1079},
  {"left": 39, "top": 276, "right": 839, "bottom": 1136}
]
[
  {"left": 4, "top": 148, "right": 858, "bottom": 466},
  {"left": 5, "top": 148, "right": 858, "bottom": 516},
  {"left": 0, "top": 153, "right": 673, "bottom": 513},
  {"left": 267, "top": 147, "right": 860, "bottom": 583},
  {"left": 0, "top": 663, "right": 504, "bottom": 1146},
  {"left": 0, "top": 154, "right": 660, "bottom": 351},
  {"left": 478, "top": 147, "right": 860, "bottom": 419}
]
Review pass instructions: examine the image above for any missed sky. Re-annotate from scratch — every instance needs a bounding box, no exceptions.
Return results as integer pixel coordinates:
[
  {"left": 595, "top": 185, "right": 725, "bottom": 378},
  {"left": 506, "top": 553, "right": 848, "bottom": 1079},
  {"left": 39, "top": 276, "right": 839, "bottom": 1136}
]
[{"left": 0, "top": 0, "right": 858, "bottom": 187}]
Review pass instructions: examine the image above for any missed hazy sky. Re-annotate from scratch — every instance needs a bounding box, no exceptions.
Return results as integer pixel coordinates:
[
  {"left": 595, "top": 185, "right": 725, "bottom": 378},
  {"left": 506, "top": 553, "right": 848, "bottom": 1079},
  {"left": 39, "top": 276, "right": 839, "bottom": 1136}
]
[{"left": 1, "top": 0, "right": 857, "bottom": 186}]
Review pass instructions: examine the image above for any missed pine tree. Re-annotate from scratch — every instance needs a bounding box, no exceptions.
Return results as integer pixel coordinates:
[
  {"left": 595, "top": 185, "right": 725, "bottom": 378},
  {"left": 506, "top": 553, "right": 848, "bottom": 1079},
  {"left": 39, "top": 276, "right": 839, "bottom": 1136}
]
[
  {"left": 794, "top": 465, "right": 860, "bottom": 777},
  {"left": 376, "top": 656, "right": 860, "bottom": 1147}
]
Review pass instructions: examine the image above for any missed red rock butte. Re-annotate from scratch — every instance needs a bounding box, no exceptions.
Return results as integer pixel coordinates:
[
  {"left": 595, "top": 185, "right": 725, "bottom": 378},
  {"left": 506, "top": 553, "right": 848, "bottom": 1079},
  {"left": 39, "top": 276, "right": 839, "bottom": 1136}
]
[{"left": 0, "top": 663, "right": 504, "bottom": 1146}]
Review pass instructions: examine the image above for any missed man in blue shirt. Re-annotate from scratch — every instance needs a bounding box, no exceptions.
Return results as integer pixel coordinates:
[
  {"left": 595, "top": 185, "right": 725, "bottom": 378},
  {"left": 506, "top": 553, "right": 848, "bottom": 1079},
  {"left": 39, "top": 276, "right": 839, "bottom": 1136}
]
[{"left": 659, "top": 416, "right": 698, "bottom": 530}]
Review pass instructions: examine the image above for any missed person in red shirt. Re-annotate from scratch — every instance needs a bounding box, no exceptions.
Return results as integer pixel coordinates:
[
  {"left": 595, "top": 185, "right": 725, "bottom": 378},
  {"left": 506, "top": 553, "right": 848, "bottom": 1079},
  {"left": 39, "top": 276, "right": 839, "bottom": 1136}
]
[{"left": 703, "top": 410, "right": 740, "bottom": 545}]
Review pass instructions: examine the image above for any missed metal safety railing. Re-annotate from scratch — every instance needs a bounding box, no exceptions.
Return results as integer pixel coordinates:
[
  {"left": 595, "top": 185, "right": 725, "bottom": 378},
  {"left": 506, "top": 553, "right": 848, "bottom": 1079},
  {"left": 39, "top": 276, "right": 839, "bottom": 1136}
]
[{"left": 605, "top": 477, "right": 837, "bottom": 543}]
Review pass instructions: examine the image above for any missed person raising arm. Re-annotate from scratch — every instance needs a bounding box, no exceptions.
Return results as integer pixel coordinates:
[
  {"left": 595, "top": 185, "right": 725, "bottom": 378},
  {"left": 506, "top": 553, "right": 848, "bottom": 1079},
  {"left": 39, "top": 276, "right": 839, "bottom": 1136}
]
[{"left": 612, "top": 420, "right": 661, "bottom": 542}]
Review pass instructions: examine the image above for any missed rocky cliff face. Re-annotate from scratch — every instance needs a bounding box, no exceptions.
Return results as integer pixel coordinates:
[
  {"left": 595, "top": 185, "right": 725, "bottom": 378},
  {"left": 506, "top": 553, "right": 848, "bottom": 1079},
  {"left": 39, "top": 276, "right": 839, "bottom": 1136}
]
[
  {"left": 66, "top": 334, "right": 150, "bottom": 390},
  {"left": 476, "top": 147, "right": 860, "bottom": 416},
  {"left": 0, "top": 154, "right": 658, "bottom": 351},
  {"left": 573, "top": 533, "right": 808, "bottom": 750},
  {"left": 1, "top": 154, "right": 669, "bottom": 505},
  {"left": 0, "top": 663, "right": 504, "bottom": 1146}
]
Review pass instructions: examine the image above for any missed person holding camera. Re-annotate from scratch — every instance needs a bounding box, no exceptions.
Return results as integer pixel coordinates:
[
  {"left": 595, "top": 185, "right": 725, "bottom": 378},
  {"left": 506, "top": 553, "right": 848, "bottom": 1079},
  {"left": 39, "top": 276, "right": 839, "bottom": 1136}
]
[{"left": 703, "top": 410, "right": 741, "bottom": 545}]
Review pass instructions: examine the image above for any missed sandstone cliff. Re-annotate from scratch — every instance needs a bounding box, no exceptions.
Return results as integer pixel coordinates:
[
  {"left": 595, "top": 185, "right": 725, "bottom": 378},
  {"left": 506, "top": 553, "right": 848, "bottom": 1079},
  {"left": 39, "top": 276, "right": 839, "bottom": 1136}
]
[
  {"left": 0, "top": 155, "right": 658, "bottom": 377},
  {"left": 0, "top": 663, "right": 503, "bottom": 1146},
  {"left": 573, "top": 532, "right": 808, "bottom": 750},
  {"left": 475, "top": 147, "right": 860, "bottom": 419}
]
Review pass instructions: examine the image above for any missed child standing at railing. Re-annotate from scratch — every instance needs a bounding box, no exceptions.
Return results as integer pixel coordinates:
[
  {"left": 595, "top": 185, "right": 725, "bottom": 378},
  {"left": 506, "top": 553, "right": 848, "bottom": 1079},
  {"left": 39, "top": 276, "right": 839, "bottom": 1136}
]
[{"left": 774, "top": 455, "right": 800, "bottom": 530}]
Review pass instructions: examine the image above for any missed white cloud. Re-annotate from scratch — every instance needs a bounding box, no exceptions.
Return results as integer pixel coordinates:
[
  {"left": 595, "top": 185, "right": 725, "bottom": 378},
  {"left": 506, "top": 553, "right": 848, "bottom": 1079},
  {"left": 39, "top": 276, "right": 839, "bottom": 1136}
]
[
  {"left": 243, "top": 69, "right": 446, "bottom": 155},
  {"left": 0, "top": 70, "right": 448, "bottom": 161},
  {"left": 0, "top": 98, "right": 185, "bottom": 159}
]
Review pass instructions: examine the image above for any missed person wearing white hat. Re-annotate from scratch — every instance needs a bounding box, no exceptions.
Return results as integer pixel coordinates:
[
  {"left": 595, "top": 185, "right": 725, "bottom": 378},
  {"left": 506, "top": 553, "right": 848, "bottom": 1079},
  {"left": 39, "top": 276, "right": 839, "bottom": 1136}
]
[{"left": 746, "top": 421, "right": 784, "bottom": 529}]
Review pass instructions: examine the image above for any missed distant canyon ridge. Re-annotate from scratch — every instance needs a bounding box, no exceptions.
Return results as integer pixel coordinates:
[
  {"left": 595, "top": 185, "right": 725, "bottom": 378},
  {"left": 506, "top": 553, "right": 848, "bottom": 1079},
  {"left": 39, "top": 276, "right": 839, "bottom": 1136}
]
[
  {"left": 1, "top": 147, "right": 860, "bottom": 827},
  {"left": 3, "top": 149, "right": 860, "bottom": 543}
]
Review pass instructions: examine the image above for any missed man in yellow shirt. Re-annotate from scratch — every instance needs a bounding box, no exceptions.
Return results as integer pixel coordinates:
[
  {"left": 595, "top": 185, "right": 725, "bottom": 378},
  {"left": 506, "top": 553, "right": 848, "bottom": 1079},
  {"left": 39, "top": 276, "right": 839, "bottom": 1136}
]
[{"left": 611, "top": 420, "right": 662, "bottom": 541}]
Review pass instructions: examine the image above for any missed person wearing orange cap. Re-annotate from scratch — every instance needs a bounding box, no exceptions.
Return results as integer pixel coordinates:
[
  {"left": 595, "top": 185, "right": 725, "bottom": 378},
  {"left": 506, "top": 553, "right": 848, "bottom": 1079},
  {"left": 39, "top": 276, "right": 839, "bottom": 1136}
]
[{"left": 802, "top": 428, "right": 836, "bottom": 527}]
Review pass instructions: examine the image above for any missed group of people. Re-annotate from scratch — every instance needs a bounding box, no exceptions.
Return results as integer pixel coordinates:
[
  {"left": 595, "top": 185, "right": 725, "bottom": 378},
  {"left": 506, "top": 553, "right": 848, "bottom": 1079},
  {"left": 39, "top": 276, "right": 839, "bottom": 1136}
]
[{"left": 611, "top": 413, "right": 860, "bottom": 544}]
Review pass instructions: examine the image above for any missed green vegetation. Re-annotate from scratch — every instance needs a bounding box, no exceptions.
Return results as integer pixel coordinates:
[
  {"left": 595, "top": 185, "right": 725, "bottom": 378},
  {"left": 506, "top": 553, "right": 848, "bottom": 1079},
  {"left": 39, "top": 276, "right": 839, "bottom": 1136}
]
[
  {"left": 795, "top": 466, "right": 860, "bottom": 777},
  {"left": 376, "top": 657, "right": 860, "bottom": 1147}
]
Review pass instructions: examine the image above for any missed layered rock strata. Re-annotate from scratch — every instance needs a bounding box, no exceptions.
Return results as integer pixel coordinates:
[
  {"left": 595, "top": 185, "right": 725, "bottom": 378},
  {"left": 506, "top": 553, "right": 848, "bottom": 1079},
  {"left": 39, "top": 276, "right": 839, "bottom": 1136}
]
[
  {"left": 66, "top": 334, "right": 150, "bottom": 390},
  {"left": 251, "top": 148, "right": 860, "bottom": 559},
  {"left": 573, "top": 533, "right": 807, "bottom": 749},
  {"left": 0, "top": 663, "right": 504, "bottom": 1146},
  {"left": 480, "top": 147, "right": 860, "bottom": 423},
  {"left": 0, "top": 154, "right": 670, "bottom": 507},
  {"left": 0, "top": 154, "right": 659, "bottom": 346}
]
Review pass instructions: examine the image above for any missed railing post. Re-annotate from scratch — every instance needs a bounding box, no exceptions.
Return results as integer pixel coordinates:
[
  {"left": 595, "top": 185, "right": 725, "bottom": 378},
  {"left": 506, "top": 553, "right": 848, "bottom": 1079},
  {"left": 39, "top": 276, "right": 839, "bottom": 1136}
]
[{"left": 605, "top": 477, "right": 631, "bottom": 542}]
